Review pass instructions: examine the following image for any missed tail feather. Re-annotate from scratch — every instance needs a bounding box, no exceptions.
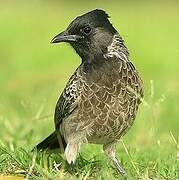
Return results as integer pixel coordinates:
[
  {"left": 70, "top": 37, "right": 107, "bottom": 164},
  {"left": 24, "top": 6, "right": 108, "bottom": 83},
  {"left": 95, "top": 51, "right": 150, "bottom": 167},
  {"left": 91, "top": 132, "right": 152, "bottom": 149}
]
[{"left": 34, "top": 131, "right": 66, "bottom": 152}]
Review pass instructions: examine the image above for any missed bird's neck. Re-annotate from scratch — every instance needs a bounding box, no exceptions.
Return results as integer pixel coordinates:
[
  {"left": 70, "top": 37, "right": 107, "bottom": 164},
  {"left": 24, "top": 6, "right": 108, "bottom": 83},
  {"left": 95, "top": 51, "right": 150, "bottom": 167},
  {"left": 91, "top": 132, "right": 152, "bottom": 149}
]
[
  {"left": 104, "top": 34, "right": 129, "bottom": 62},
  {"left": 80, "top": 34, "right": 129, "bottom": 63}
]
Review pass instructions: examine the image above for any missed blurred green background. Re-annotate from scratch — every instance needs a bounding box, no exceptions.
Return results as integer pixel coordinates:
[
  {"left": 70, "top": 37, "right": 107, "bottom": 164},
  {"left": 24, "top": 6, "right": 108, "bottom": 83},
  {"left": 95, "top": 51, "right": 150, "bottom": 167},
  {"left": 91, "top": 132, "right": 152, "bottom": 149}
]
[{"left": 0, "top": 0, "right": 179, "bottom": 178}]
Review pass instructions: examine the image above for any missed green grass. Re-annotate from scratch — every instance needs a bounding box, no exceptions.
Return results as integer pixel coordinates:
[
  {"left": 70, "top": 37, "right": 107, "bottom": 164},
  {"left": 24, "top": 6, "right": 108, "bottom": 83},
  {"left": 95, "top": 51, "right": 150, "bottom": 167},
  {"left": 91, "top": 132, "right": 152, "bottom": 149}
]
[{"left": 0, "top": 1, "right": 179, "bottom": 179}]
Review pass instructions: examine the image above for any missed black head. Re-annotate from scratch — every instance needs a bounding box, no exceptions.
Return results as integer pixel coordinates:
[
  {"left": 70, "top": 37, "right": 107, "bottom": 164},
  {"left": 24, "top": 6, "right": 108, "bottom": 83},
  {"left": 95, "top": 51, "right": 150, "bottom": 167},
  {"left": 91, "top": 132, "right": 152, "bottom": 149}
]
[{"left": 51, "top": 9, "right": 117, "bottom": 61}]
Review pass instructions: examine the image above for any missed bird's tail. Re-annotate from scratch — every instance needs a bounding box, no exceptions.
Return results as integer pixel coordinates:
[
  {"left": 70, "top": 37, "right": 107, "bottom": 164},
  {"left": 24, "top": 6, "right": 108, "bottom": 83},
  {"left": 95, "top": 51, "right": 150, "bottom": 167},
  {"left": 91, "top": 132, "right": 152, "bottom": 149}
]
[{"left": 33, "top": 131, "right": 66, "bottom": 152}]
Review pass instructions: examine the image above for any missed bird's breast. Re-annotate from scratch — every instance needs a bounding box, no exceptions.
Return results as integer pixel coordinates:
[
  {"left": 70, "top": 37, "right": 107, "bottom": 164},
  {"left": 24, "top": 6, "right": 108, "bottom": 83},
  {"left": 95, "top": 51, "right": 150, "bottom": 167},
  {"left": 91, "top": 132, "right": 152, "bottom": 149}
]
[{"left": 74, "top": 59, "right": 143, "bottom": 144}]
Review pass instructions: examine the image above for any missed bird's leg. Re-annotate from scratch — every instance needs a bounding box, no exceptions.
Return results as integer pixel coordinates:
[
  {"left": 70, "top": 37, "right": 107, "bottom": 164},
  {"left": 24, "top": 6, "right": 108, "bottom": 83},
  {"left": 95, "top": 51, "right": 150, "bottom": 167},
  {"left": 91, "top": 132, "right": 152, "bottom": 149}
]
[
  {"left": 68, "top": 161, "right": 76, "bottom": 174},
  {"left": 103, "top": 143, "right": 127, "bottom": 177},
  {"left": 112, "top": 156, "right": 127, "bottom": 177}
]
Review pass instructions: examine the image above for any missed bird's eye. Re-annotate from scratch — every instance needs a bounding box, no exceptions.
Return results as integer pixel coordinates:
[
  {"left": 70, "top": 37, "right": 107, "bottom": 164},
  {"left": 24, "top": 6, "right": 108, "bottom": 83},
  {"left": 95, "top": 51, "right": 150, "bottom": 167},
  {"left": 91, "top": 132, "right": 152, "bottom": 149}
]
[{"left": 83, "top": 26, "right": 91, "bottom": 34}]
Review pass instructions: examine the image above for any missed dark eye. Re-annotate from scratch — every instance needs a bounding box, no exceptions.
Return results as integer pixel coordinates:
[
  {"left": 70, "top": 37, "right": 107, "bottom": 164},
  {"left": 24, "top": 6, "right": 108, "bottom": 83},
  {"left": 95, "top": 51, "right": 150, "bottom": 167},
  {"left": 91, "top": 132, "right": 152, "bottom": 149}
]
[{"left": 83, "top": 26, "right": 91, "bottom": 34}]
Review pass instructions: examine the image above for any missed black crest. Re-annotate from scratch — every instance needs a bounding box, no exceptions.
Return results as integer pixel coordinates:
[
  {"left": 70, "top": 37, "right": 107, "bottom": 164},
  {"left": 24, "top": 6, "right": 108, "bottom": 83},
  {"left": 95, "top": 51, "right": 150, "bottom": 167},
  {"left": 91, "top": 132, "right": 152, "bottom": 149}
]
[
  {"left": 67, "top": 9, "right": 116, "bottom": 34},
  {"left": 83, "top": 9, "right": 110, "bottom": 20}
]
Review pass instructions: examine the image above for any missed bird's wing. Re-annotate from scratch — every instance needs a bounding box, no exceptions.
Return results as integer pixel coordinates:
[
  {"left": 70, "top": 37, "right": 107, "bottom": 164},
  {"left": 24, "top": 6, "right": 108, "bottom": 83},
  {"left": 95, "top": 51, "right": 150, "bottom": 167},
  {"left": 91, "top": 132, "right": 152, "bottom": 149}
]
[{"left": 54, "top": 68, "right": 82, "bottom": 129}]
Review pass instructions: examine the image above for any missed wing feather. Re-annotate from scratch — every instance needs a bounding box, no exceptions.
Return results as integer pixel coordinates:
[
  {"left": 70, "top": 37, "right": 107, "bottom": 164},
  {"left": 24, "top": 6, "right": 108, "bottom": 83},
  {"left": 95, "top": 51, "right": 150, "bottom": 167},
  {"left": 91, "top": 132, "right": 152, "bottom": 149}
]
[{"left": 54, "top": 68, "right": 82, "bottom": 129}]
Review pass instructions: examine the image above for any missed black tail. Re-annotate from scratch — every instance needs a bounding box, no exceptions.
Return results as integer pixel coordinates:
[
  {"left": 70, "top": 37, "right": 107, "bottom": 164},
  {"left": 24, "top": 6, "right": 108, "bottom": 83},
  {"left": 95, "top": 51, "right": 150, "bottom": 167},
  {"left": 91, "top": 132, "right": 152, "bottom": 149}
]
[{"left": 33, "top": 131, "right": 66, "bottom": 152}]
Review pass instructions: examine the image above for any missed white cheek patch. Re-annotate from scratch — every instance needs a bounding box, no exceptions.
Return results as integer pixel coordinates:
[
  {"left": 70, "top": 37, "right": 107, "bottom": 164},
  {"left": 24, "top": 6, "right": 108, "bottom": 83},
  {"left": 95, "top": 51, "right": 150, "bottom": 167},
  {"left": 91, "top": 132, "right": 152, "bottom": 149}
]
[{"left": 104, "top": 34, "right": 129, "bottom": 62}]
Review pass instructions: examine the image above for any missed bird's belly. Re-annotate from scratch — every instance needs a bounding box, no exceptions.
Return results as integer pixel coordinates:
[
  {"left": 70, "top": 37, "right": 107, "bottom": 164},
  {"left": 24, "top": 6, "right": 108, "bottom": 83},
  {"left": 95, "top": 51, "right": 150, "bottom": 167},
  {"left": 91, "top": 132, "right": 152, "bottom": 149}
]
[
  {"left": 74, "top": 90, "right": 139, "bottom": 144},
  {"left": 62, "top": 70, "right": 141, "bottom": 144},
  {"left": 86, "top": 113, "right": 133, "bottom": 144},
  {"left": 62, "top": 96, "right": 137, "bottom": 145}
]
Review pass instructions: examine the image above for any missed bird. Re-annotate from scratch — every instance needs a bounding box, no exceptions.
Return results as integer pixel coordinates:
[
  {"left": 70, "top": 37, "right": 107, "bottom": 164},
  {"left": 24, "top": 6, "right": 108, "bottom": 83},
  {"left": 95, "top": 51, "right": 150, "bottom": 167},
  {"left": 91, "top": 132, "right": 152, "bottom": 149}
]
[{"left": 34, "top": 9, "right": 144, "bottom": 177}]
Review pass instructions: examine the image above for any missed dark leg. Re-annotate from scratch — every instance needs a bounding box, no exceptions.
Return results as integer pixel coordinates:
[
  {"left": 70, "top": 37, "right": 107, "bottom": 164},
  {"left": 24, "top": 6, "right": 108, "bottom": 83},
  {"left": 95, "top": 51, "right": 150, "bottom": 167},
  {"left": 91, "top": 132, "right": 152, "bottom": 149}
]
[
  {"left": 112, "top": 155, "right": 127, "bottom": 176},
  {"left": 103, "top": 143, "right": 127, "bottom": 177},
  {"left": 68, "top": 162, "right": 76, "bottom": 174}
]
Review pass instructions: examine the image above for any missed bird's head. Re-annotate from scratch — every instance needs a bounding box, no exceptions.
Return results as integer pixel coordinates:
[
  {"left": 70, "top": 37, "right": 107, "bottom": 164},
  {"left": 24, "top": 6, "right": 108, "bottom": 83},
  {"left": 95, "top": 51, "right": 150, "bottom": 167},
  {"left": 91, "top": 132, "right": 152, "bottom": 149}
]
[{"left": 51, "top": 9, "right": 118, "bottom": 61}]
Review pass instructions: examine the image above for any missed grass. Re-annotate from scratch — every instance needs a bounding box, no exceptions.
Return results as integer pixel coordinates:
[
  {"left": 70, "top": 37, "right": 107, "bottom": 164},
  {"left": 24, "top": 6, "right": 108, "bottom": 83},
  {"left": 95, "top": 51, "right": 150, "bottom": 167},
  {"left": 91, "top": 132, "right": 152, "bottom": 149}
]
[{"left": 0, "top": 1, "right": 179, "bottom": 179}]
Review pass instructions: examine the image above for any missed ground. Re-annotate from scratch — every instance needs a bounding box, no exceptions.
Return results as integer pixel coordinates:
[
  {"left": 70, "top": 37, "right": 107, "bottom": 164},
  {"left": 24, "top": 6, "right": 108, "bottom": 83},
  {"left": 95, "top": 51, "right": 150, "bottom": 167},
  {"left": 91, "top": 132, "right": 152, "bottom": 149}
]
[{"left": 0, "top": 1, "right": 179, "bottom": 179}]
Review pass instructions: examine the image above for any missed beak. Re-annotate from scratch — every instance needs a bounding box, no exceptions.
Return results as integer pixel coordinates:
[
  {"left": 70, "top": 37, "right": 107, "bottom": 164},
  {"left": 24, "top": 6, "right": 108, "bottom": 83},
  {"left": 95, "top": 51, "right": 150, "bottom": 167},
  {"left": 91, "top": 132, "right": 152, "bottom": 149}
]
[{"left": 51, "top": 31, "right": 82, "bottom": 43}]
